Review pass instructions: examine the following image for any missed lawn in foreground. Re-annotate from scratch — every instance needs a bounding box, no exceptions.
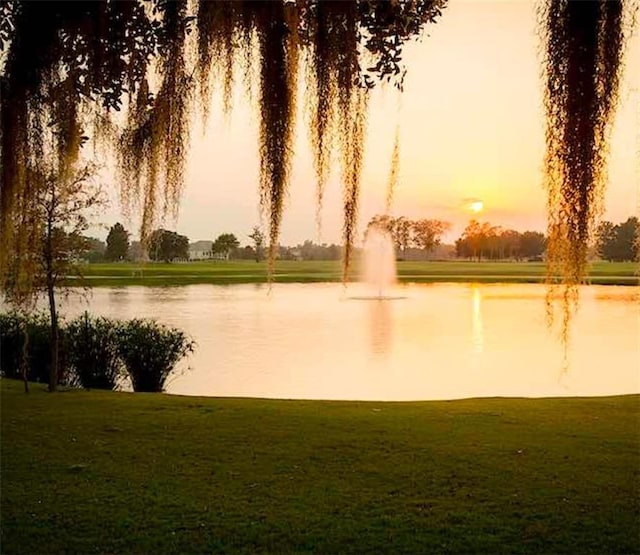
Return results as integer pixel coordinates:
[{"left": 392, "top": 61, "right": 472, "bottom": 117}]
[
  {"left": 75, "top": 260, "right": 639, "bottom": 286},
  {"left": 1, "top": 379, "right": 638, "bottom": 554}
]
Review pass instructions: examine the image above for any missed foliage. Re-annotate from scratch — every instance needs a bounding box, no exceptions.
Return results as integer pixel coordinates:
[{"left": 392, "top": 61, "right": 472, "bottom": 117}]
[
  {"left": 597, "top": 217, "right": 639, "bottom": 262},
  {"left": 1, "top": 0, "right": 447, "bottom": 288},
  {"left": 105, "top": 223, "right": 130, "bottom": 262},
  {"left": 455, "top": 221, "right": 547, "bottom": 261},
  {"left": 1, "top": 163, "right": 105, "bottom": 391},
  {"left": 0, "top": 311, "right": 68, "bottom": 385},
  {"left": 519, "top": 231, "right": 547, "bottom": 260},
  {"left": 116, "top": 319, "right": 195, "bottom": 392},
  {"left": 148, "top": 229, "right": 189, "bottom": 262},
  {"left": 127, "top": 240, "right": 145, "bottom": 262},
  {"left": 367, "top": 215, "right": 451, "bottom": 257},
  {"left": 80, "top": 236, "right": 106, "bottom": 263},
  {"left": 2, "top": 380, "right": 638, "bottom": 554},
  {"left": 248, "top": 226, "right": 265, "bottom": 262},
  {"left": 0, "top": 310, "right": 198, "bottom": 392},
  {"left": 0, "top": 0, "right": 634, "bottom": 312},
  {"left": 541, "top": 0, "right": 631, "bottom": 342},
  {"left": 65, "top": 312, "right": 123, "bottom": 390},
  {"left": 212, "top": 233, "right": 240, "bottom": 260}
]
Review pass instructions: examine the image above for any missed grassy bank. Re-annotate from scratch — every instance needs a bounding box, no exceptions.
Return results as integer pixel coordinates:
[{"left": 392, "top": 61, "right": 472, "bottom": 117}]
[
  {"left": 73, "top": 260, "right": 639, "bottom": 286},
  {"left": 2, "top": 379, "right": 638, "bottom": 554}
]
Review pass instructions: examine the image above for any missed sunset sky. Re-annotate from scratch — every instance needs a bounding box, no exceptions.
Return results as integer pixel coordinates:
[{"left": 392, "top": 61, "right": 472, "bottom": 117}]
[{"left": 101, "top": 0, "right": 639, "bottom": 245}]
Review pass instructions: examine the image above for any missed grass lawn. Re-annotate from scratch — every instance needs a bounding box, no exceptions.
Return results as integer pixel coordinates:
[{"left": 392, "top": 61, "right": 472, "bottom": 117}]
[
  {"left": 2, "top": 379, "right": 638, "bottom": 554},
  {"left": 74, "top": 260, "right": 639, "bottom": 286}
]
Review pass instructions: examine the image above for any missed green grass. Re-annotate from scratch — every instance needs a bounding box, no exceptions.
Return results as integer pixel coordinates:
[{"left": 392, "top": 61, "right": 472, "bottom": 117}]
[
  {"left": 72, "top": 260, "right": 639, "bottom": 286},
  {"left": 2, "top": 379, "right": 638, "bottom": 554}
]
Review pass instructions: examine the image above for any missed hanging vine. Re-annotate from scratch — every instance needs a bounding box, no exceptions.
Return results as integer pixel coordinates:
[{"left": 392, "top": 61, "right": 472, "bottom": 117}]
[{"left": 541, "top": 0, "right": 629, "bottom": 340}]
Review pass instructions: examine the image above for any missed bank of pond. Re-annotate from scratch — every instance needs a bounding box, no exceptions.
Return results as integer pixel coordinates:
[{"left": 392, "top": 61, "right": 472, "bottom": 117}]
[{"left": 0, "top": 311, "right": 194, "bottom": 392}]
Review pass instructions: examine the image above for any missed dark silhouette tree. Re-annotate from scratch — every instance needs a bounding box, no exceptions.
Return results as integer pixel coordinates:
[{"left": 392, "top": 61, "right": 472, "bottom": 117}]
[
  {"left": 148, "top": 229, "right": 189, "bottom": 262},
  {"left": 212, "top": 233, "right": 240, "bottom": 260},
  {"left": 597, "top": 217, "right": 639, "bottom": 261},
  {"left": 519, "top": 231, "right": 547, "bottom": 259},
  {"left": 105, "top": 223, "right": 130, "bottom": 262}
]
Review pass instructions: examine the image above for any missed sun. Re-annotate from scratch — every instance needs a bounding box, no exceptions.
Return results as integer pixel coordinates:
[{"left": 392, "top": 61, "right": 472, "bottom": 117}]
[{"left": 469, "top": 200, "right": 484, "bottom": 213}]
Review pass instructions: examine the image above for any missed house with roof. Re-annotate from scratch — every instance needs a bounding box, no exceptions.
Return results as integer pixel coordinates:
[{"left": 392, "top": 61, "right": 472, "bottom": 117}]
[{"left": 188, "top": 240, "right": 213, "bottom": 260}]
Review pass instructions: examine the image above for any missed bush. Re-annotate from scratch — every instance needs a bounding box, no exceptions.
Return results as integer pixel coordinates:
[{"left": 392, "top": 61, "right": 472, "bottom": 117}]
[
  {"left": 117, "top": 319, "right": 194, "bottom": 392},
  {"left": 0, "top": 311, "right": 68, "bottom": 385},
  {"left": 65, "top": 312, "right": 123, "bottom": 390},
  {"left": 0, "top": 312, "right": 26, "bottom": 380}
]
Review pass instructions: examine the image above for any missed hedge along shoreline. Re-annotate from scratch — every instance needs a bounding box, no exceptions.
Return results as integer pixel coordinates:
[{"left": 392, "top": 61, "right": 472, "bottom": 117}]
[{"left": 0, "top": 311, "right": 195, "bottom": 392}]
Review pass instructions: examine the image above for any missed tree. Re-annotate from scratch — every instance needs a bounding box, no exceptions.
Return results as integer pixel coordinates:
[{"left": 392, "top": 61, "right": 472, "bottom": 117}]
[
  {"left": 456, "top": 220, "right": 501, "bottom": 261},
  {"left": 498, "top": 230, "right": 522, "bottom": 260},
  {"left": 411, "top": 219, "right": 451, "bottom": 255},
  {"left": 80, "top": 236, "right": 106, "bottom": 263},
  {"left": 30, "top": 165, "right": 105, "bottom": 391},
  {"left": 388, "top": 217, "right": 413, "bottom": 258},
  {"left": 248, "top": 227, "right": 265, "bottom": 263},
  {"left": 105, "top": 223, "right": 130, "bottom": 262},
  {"left": 148, "top": 229, "right": 189, "bottom": 262},
  {"left": 519, "top": 231, "right": 546, "bottom": 260},
  {"left": 212, "top": 233, "right": 240, "bottom": 260},
  {"left": 598, "top": 217, "right": 639, "bottom": 261}
]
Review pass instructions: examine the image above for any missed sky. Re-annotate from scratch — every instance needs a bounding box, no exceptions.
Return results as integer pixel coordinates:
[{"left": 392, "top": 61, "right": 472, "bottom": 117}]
[{"left": 99, "top": 0, "right": 639, "bottom": 246}]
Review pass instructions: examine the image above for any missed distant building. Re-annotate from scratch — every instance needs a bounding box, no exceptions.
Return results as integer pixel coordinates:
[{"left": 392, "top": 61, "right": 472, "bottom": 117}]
[{"left": 189, "top": 240, "right": 213, "bottom": 260}]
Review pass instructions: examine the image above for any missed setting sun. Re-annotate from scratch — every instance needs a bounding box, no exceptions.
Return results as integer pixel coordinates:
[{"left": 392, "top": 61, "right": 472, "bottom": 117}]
[{"left": 469, "top": 200, "right": 484, "bottom": 213}]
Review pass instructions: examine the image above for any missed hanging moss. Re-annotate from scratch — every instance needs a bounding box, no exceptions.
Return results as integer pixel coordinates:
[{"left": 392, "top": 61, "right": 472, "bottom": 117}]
[
  {"left": 386, "top": 124, "right": 400, "bottom": 215},
  {"left": 118, "top": 0, "right": 192, "bottom": 243},
  {"left": 541, "top": 0, "right": 628, "bottom": 338},
  {"left": 5, "top": 0, "right": 629, "bottom": 304}
]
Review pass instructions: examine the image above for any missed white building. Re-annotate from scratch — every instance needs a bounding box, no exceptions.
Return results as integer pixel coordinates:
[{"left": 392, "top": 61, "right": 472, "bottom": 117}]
[{"left": 188, "top": 240, "right": 213, "bottom": 260}]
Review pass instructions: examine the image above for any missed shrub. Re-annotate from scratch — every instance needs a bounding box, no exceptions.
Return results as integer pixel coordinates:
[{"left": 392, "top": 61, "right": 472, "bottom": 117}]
[
  {"left": 0, "top": 312, "right": 26, "bottom": 380},
  {"left": 65, "top": 312, "right": 123, "bottom": 390},
  {"left": 116, "top": 319, "right": 194, "bottom": 392},
  {"left": 0, "top": 311, "right": 68, "bottom": 385}
]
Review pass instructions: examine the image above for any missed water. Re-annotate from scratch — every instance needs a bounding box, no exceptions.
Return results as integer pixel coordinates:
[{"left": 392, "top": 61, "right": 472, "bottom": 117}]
[{"left": 49, "top": 283, "right": 639, "bottom": 401}]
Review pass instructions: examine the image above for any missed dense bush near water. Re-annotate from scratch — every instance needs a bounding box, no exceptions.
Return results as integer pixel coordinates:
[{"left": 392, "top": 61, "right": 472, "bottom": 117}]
[
  {"left": 0, "top": 311, "right": 194, "bottom": 392},
  {"left": 65, "top": 313, "right": 124, "bottom": 390},
  {"left": 0, "top": 311, "right": 69, "bottom": 385},
  {"left": 117, "top": 319, "right": 195, "bottom": 392}
]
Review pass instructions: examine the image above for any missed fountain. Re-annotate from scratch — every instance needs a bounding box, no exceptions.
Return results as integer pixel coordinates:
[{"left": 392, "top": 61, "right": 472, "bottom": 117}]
[{"left": 360, "top": 224, "right": 398, "bottom": 299}]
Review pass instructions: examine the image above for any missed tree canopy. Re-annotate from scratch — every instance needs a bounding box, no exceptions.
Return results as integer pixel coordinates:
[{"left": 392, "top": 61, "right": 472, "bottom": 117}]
[
  {"left": 148, "top": 229, "right": 189, "bottom": 262},
  {"left": 105, "top": 223, "right": 130, "bottom": 262}
]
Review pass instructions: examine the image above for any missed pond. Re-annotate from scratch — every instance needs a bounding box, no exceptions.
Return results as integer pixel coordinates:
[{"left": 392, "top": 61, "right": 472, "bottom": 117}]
[{"left": 52, "top": 282, "right": 639, "bottom": 401}]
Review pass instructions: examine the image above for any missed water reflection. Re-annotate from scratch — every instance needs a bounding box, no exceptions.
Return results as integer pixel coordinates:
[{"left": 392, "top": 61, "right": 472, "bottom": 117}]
[
  {"left": 368, "top": 300, "right": 392, "bottom": 356},
  {"left": 471, "top": 285, "right": 484, "bottom": 355},
  {"left": 32, "top": 283, "right": 640, "bottom": 401}
]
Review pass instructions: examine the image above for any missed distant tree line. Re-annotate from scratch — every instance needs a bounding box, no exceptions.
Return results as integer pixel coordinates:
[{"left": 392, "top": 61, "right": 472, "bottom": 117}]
[
  {"left": 81, "top": 217, "right": 638, "bottom": 264},
  {"left": 455, "top": 220, "right": 546, "bottom": 261}
]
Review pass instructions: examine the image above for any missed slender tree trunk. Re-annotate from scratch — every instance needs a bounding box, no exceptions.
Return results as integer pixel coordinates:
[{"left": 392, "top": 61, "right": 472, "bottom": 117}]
[
  {"left": 44, "top": 199, "right": 58, "bottom": 392},
  {"left": 47, "top": 272, "right": 59, "bottom": 392}
]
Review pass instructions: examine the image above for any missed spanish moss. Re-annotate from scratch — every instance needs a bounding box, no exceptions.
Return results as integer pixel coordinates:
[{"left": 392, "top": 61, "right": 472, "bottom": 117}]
[
  {"left": 256, "top": 3, "right": 298, "bottom": 278},
  {"left": 386, "top": 124, "right": 400, "bottom": 215},
  {"left": 541, "top": 0, "right": 629, "bottom": 337}
]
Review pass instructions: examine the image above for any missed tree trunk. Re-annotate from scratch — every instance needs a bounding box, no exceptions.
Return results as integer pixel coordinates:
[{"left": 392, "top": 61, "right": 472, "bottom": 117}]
[{"left": 47, "top": 276, "right": 59, "bottom": 392}]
